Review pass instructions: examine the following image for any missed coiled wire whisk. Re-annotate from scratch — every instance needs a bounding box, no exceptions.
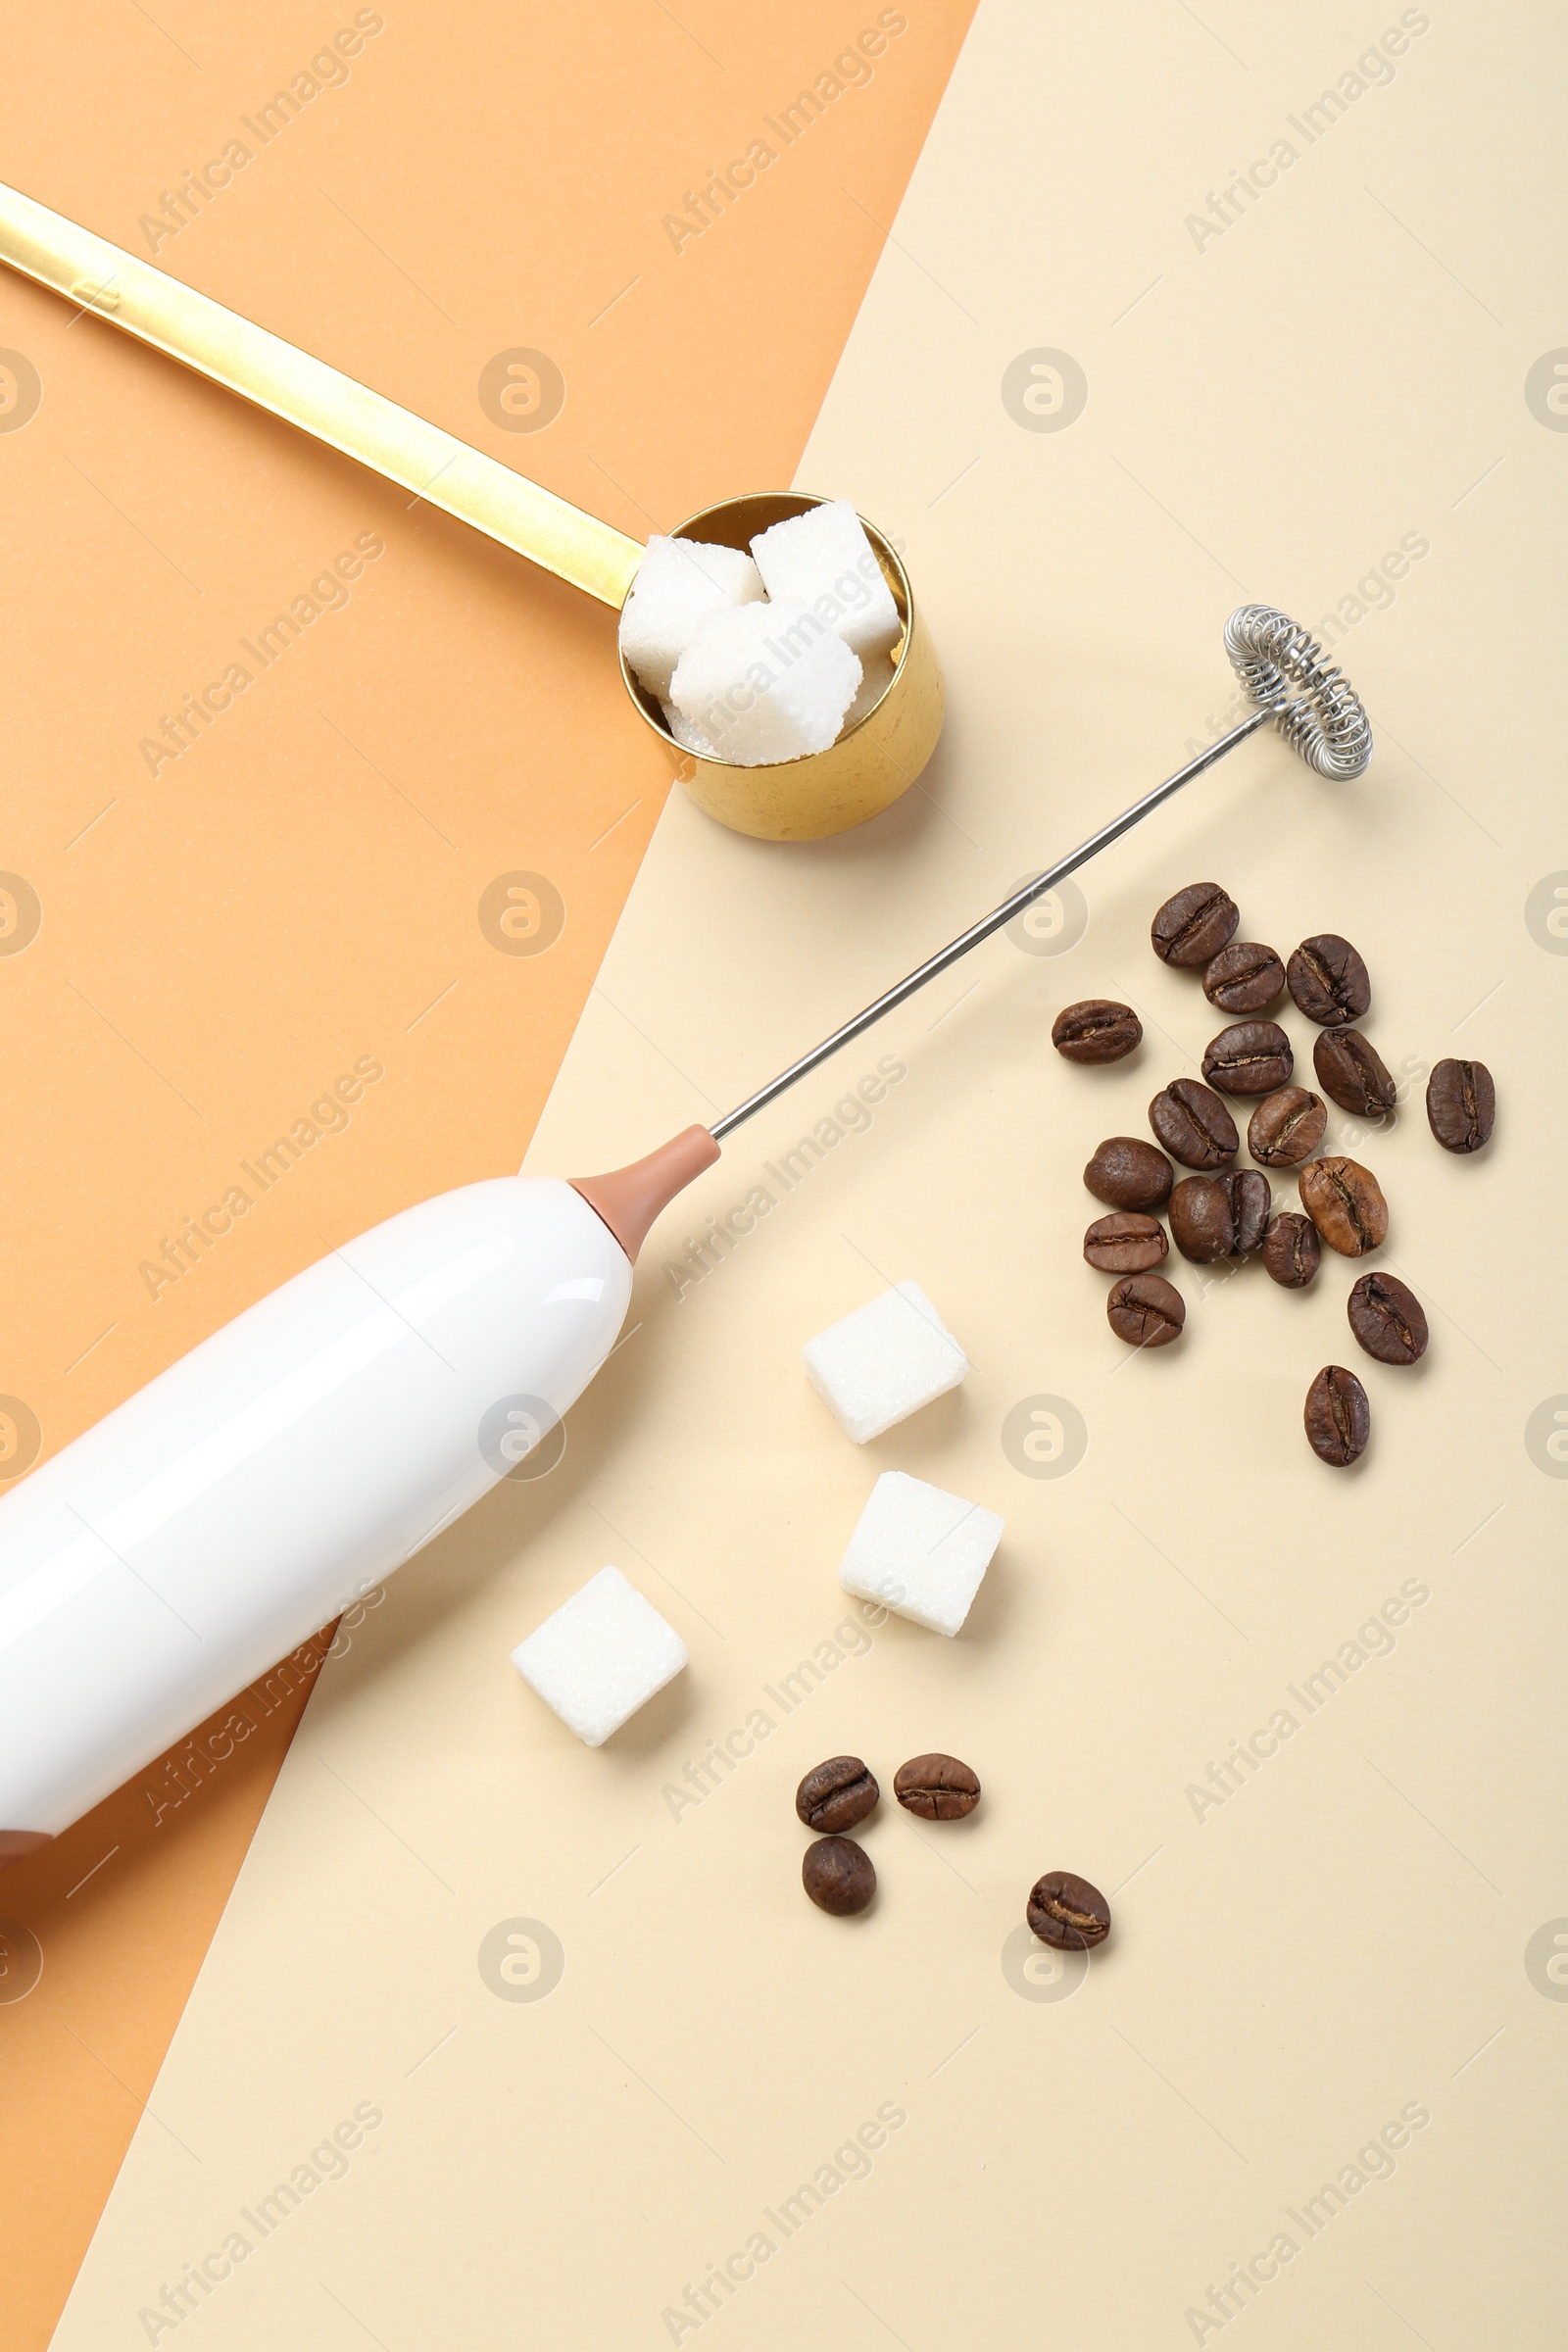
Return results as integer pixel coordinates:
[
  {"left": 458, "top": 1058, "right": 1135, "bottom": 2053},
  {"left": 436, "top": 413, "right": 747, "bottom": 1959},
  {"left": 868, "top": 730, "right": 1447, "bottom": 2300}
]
[{"left": 1225, "top": 604, "right": 1372, "bottom": 780}]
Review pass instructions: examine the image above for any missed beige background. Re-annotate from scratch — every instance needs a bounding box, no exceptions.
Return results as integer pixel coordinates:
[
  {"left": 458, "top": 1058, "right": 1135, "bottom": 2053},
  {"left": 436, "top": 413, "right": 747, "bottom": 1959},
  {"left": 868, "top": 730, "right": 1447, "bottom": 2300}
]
[{"left": 53, "top": 2, "right": 1566, "bottom": 2345}]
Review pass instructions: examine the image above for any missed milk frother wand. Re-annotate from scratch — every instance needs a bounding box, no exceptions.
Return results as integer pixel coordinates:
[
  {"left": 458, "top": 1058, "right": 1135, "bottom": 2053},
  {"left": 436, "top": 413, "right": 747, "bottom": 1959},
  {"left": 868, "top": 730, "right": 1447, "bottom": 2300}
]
[{"left": 0, "top": 605, "right": 1370, "bottom": 1863}]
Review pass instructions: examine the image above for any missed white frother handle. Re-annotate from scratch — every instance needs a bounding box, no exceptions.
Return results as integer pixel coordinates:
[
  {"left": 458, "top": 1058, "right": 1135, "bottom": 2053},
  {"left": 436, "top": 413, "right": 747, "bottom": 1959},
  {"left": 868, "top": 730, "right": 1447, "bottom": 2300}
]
[{"left": 0, "top": 1178, "right": 631, "bottom": 1842}]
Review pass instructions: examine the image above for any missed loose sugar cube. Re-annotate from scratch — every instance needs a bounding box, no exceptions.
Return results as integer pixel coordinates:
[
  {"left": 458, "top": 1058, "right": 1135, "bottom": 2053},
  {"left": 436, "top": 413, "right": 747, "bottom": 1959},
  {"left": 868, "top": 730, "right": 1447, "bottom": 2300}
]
[
  {"left": 838, "top": 1470, "right": 1004, "bottom": 1637},
  {"left": 511, "top": 1565, "right": 687, "bottom": 1747},
  {"left": 618, "top": 535, "right": 764, "bottom": 700},
  {"left": 750, "top": 501, "right": 903, "bottom": 662},
  {"left": 802, "top": 1279, "right": 968, "bottom": 1445},
  {"left": 843, "top": 651, "right": 896, "bottom": 730},
  {"left": 660, "top": 699, "right": 718, "bottom": 758},
  {"left": 670, "top": 599, "right": 861, "bottom": 767}
]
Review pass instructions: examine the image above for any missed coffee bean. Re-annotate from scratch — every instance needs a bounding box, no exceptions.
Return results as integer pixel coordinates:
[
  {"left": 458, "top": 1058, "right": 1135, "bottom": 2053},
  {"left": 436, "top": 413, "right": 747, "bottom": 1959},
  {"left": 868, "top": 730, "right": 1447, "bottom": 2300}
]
[
  {"left": 1027, "top": 1870, "right": 1110, "bottom": 1950},
  {"left": 1200, "top": 1020, "right": 1294, "bottom": 1096},
  {"left": 1287, "top": 934, "right": 1370, "bottom": 1026},
  {"left": 1203, "top": 941, "right": 1285, "bottom": 1012},
  {"left": 1084, "top": 1136, "right": 1174, "bottom": 1211},
  {"left": 1083, "top": 1212, "right": 1168, "bottom": 1273},
  {"left": 796, "top": 1756, "right": 878, "bottom": 1834},
  {"left": 1298, "top": 1156, "right": 1388, "bottom": 1256},
  {"left": 1304, "top": 1365, "right": 1370, "bottom": 1467},
  {"left": 1053, "top": 999, "right": 1143, "bottom": 1065},
  {"left": 1248, "top": 1088, "right": 1328, "bottom": 1167},
  {"left": 1314, "top": 1030, "right": 1396, "bottom": 1117},
  {"left": 1427, "top": 1057, "right": 1495, "bottom": 1153},
  {"left": 802, "top": 1836, "right": 875, "bottom": 1915},
  {"left": 1152, "top": 882, "right": 1238, "bottom": 968},
  {"left": 1167, "top": 1170, "right": 1271, "bottom": 1262},
  {"left": 1348, "top": 1272, "right": 1428, "bottom": 1365},
  {"left": 1149, "top": 1078, "right": 1239, "bottom": 1170},
  {"left": 894, "top": 1753, "right": 981, "bottom": 1820},
  {"left": 1261, "top": 1211, "right": 1320, "bottom": 1289},
  {"left": 1106, "top": 1272, "right": 1185, "bottom": 1347}
]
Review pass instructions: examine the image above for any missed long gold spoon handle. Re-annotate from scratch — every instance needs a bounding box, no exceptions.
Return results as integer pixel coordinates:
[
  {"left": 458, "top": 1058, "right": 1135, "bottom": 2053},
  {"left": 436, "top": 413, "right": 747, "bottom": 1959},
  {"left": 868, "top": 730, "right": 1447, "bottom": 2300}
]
[{"left": 0, "top": 178, "right": 644, "bottom": 609}]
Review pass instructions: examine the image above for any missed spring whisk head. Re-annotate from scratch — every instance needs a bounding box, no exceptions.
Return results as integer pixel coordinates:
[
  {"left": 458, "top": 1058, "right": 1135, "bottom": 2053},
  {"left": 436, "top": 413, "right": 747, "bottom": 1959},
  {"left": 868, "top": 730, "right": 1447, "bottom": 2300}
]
[{"left": 1224, "top": 604, "right": 1373, "bottom": 780}]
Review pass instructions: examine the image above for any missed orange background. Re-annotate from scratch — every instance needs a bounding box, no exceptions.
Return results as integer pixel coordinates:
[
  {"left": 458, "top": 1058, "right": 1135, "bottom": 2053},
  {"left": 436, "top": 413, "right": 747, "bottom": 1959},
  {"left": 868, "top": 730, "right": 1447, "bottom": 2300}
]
[{"left": 0, "top": 4, "right": 975, "bottom": 2341}]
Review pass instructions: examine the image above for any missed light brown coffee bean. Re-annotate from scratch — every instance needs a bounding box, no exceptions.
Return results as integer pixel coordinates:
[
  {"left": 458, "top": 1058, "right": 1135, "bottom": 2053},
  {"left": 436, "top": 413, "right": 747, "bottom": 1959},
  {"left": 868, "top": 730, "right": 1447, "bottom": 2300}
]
[
  {"left": 1149, "top": 1078, "right": 1239, "bottom": 1170},
  {"left": 1083, "top": 1212, "right": 1168, "bottom": 1273},
  {"left": 1027, "top": 1870, "right": 1110, "bottom": 1950},
  {"left": 1052, "top": 999, "right": 1143, "bottom": 1064},
  {"left": 803, "top": 1836, "right": 875, "bottom": 1915},
  {"left": 1106, "top": 1273, "right": 1185, "bottom": 1348},
  {"left": 1084, "top": 1137, "right": 1174, "bottom": 1211},
  {"left": 1248, "top": 1088, "right": 1328, "bottom": 1167},
  {"left": 1167, "top": 1170, "right": 1271, "bottom": 1262},
  {"left": 1298, "top": 1156, "right": 1388, "bottom": 1256},
  {"left": 894, "top": 1754, "right": 981, "bottom": 1820},
  {"left": 1314, "top": 1030, "right": 1396, "bottom": 1117},
  {"left": 1261, "top": 1211, "right": 1320, "bottom": 1289}
]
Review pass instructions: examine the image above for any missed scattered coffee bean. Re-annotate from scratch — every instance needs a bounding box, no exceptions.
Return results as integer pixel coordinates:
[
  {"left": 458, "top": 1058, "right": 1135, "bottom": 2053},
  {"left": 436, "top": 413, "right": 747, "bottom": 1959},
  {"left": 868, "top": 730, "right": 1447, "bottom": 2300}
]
[
  {"left": 803, "top": 1835, "right": 875, "bottom": 1915},
  {"left": 1168, "top": 1170, "right": 1270, "bottom": 1262},
  {"left": 1027, "top": 1870, "right": 1110, "bottom": 1951},
  {"left": 796, "top": 1756, "right": 879, "bottom": 1835},
  {"left": 1083, "top": 1212, "right": 1168, "bottom": 1273},
  {"left": 1314, "top": 1030, "right": 1396, "bottom": 1117},
  {"left": 1298, "top": 1156, "right": 1388, "bottom": 1256},
  {"left": 1287, "top": 933, "right": 1370, "bottom": 1026},
  {"left": 893, "top": 1753, "right": 981, "bottom": 1820},
  {"left": 1248, "top": 1087, "right": 1327, "bottom": 1167},
  {"left": 1202, "top": 941, "right": 1285, "bottom": 1012},
  {"left": 1304, "top": 1364, "right": 1370, "bottom": 1467},
  {"left": 1084, "top": 1136, "right": 1174, "bottom": 1211},
  {"left": 1149, "top": 1078, "right": 1239, "bottom": 1170},
  {"left": 1426, "top": 1057, "right": 1495, "bottom": 1154},
  {"left": 1106, "top": 1273, "right": 1185, "bottom": 1348},
  {"left": 1152, "top": 882, "right": 1239, "bottom": 968},
  {"left": 1261, "top": 1212, "right": 1320, "bottom": 1289},
  {"left": 1053, "top": 999, "right": 1143, "bottom": 1065},
  {"left": 1201, "top": 1020, "right": 1294, "bottom": 1096},
  {"left": 1348, "top": 1271, "right": 1428, "bottom": 1365}
]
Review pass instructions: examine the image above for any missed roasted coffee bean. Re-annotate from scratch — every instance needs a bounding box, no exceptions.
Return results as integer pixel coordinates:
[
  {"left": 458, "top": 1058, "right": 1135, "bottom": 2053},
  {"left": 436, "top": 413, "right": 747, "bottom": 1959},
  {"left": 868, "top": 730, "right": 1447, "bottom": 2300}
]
[
  {"left": 1248, "top": 1087, "right": 1328, "bottom": 1168},
  {"left": 1167, "top": 1170, "right": 1271, "bottom": 1262},
  {"left": 1149, "top": 1078, "right": 1239, "bottom": 1170},
  {"left": 1348, "top": 1272, "right": 1428, "bottom": 1365},
  {"left": 1261, "top": 1212, "right": 1320, "bottom": 1289},
  {"left": 1427, "top": 1057, "right": 1495, "bottom": 1153},
  {"left": 1106, "top": 1272, "right": 1185, "bottom": 1348},
  {"left": 802, "top": 1836, "right": 875, "bottom": 1915},
  {"left": 1304, "top": 1365, "right": 1370, "bottom": 1467},
  {"left": 1027, "top": 1870, "right": 1110, "bottom": 1951},
  {"left": 1314, "top": 1030, "right": 1396, "bottom": 1117},
  {"left": 1202, "top": 941, "right": 1285, "bottom": 1012},
  {"left": 1084, "top": 1136, "right": 1173, "bottom": 1211},
  {"left": 1152, "top": 882, "right": 1239, "bottom": 968},
  {"left": 1052, "top": 999, "right": 1143, "bottom": 1065},
  {"left": 796, "top": 1756, "right": 878, "bottom": 1834},
  {"left": 1287, "top": 933, "right": 1370, "bottom": 1026},
  {"left": 1201, "top": 1020, "right": 1294, "bottom": 1097},
  {"left": 1298, "top": 1156, "right": 1388, "bottom": 1256},
  {"left": 1083, "top": 1212, "right": 1168, "bottom": 1273},
  {"left": 894, "top": 1753, "right": 981, "bottom": 1820}
]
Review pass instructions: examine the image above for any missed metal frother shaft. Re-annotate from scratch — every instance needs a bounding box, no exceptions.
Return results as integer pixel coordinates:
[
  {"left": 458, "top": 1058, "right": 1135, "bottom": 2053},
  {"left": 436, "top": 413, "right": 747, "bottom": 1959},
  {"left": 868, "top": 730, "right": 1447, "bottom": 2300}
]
[{"left": 710, "top": 605, "right": 1372, "bottom": 1140}]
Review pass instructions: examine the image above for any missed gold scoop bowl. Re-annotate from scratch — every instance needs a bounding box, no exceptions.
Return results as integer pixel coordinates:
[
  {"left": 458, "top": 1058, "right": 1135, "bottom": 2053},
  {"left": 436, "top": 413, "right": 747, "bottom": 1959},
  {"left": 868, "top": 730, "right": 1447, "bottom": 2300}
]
[{"left": 0, "top": 181, "right": 943, "bottom": 841}]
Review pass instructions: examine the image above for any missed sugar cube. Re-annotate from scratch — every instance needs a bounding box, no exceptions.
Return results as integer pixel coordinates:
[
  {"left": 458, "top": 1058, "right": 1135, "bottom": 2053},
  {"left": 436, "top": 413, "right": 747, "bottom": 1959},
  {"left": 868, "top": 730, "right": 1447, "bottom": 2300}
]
[
  {"left": 618, "top": 535, "right": 764, "bottom": 700},
  {"left": 802, "top": 1279, "right": 968, "bottom": 1445},
  {"left": 843, "top": 651, "right": 897, "bottom": 730},
  {"left": 749, "top": 501, "right": 904, "bottom": 662},
  {"left": 838, "top": 1470, "right": 1004, "bottom": 1638},
  {"left": 511, "top": 1565, "right": 687, "bottom": 1746},
  {"left": 670, "top": 598, "right": 861, "bottom": 767},
  {"left": 660, "top": 699, "right": 718, "bottom": 758}
]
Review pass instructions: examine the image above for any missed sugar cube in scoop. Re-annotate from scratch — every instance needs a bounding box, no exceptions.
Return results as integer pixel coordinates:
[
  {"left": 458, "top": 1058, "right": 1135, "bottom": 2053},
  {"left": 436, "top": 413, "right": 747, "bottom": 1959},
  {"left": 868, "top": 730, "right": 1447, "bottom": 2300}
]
[
  {"left": 803, "top": 1279, "right": 968, "bottom": 1444},
  {"left": 838, "top": 1470, "right": 1004, "bottom": 1637},
  {"left": 670, "top": 599, "right": 860, "bottom": 766},
  {"left": 750, "top": 501, "right": 903, "bottom": 662},
  {"left": 844, "top": 651, "right": 897, "bottom": 730},
  {"left": 511, "top": 1565, "right": 687, "bottom": 1746},
  {"left": 618, "top": 535, "right": 764, "bottom": 700}
]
